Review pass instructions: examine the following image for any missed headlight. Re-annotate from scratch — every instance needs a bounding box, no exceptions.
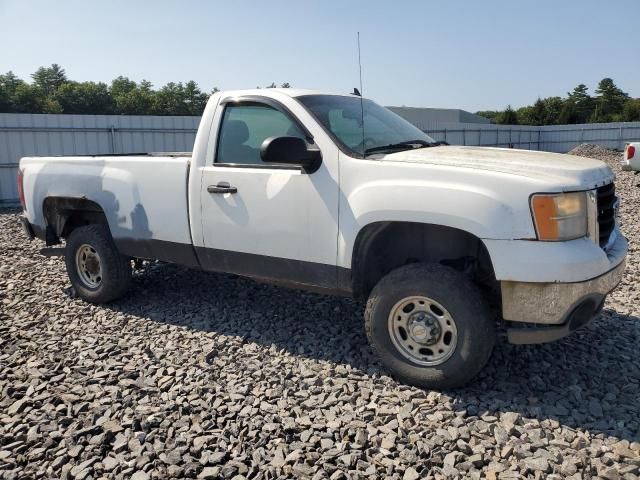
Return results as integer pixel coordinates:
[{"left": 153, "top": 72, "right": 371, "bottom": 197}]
[{"left": 530, "top": 192, "right": 588, "bottom": 241}]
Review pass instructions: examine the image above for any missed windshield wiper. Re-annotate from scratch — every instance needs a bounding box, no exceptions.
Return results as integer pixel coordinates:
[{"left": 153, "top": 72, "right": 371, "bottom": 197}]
[{"left": 364, "top": 140, "right": 435, "bottom": 156}]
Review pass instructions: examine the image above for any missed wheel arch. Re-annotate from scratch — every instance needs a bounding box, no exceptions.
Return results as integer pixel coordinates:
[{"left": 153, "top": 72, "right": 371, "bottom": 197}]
[
  {"left": 351, "top": 221, "right": 497, "bottom": 300},
  {"left": 42, "top": 196, "right": 110, "bottom": 244}
]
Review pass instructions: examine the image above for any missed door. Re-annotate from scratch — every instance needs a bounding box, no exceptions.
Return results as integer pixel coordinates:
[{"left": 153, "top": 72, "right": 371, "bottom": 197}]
[{"left": 198, "top": 97, "right": 340, "bottom": 290}]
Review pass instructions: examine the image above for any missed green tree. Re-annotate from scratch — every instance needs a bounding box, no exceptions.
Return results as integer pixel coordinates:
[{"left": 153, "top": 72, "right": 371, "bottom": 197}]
[
  {"left": 183, "top": 80, "right": 208, "bottom": 115},
  {"left": 31, "top": 64, "right": 67, "bottom": 96},
  {"left": 541, "top": 97, "right": 563, "bottom": 125},
  {"left": 0, "top": 71, "right": 25, "bottom": 112},
  {"left": 566, "top": 84, "right": 593, "bottom": 123},
  {"left": 153, "top": 82, "right": 189, "bottom": 115},
  {"left": 516, "top": 105, "right": 533, "bottom": 125},
  {"left": 134, "top": 80, "right": 157, "bottom": 114},
  {"left": 0, "top": 71, "right": 22, "bottom": 90},
  {"left": 591, "top": 78, "right": 629, "bottom": 122},
  {"left": 516, "top": 97, "right": 564, "bottom": 125},
  {"left": 622, "top": 98, "right": 640, "bottom": 122},
  {"left": 495, "top": 105, "right": 518, "bottom": 125},
  {"left": 531, "top": 98, "right": 547, "bottom": 125},
  {"left": 152, "top": 81, "right": 210, "bottom": 115},
  {"left": 11, "top": 83, "right": 45, "bottom": 113},
  {"left": 54, "top": 81, "right": 114, "bottom": 114},
  {"left": 110, "top": 77, "right": 157, "bottom": 115},
  {"left": 516, "top": 98, "right": 545, "bottom": 125},
  {"left": 110, "top": 76, "right": 137, "bottom": 98},
  {"left": 475, "top": 110, "right": 499, "bottom": 123},
  {"left": 124, "top": 80, "right": 156, "bottom": 115},
  {"left": 41, "top": 97, "right": 63, "bottom": 114},
  {"left": 558, "top": 100, "right": 578, "bottom": 124},
  {"left": 515, "top": 105, "right": 534, "bottom": 125}
]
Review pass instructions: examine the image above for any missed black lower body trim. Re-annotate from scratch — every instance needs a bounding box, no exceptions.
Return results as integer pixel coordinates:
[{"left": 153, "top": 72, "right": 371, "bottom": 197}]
[
  {"left": 114, "top": 238, "right": 201, "bottom": 269},
  {"left": 110, "top": 237, "right": 352, "bottom": 296},
  {"left": 195, "top": 246, "right": 352, "bottom": 296}
]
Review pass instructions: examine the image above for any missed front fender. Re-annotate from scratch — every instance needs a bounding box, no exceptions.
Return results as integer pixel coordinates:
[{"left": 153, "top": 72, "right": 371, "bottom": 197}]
[{"left": 337, "top": 178, "right": 535, "bottom": 269}]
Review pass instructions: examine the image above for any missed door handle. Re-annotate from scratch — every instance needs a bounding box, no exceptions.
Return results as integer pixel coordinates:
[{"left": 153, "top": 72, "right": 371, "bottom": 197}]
[{"left": 207, "top": 182, "right": 237, "bottom": 194}]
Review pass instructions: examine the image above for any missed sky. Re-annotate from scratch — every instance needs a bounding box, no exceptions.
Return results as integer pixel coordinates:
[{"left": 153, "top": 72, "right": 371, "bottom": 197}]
[{"left": 1, "top": 0, "right": 638, "bottom": 112}]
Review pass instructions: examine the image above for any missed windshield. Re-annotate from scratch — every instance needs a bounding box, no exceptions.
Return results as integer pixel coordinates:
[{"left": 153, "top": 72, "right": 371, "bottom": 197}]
[{"left": 297, "top": 94, "right": 436, "bottom": 157}]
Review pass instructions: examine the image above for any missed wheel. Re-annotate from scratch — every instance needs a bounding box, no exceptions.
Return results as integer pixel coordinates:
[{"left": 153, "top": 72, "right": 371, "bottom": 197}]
[
  {"left": 64, "top": 224, "right": 131, "bottom": 303},
  {"left": 365, "top": 263, "right": 495, "bottom": 389}
]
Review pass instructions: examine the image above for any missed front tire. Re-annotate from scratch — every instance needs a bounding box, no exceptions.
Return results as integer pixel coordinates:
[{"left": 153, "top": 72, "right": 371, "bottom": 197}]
[
  {"left": 65, "top": 224, "right": 131, "bottom": 303},
  {"left": 365, "top": 263, "right": 495, "bottom": 389}
]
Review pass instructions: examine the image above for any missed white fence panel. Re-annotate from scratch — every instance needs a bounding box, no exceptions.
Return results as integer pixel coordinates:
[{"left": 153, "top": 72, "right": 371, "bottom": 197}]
[
  {"left": 0, "top": 113, "right": 200, "bottom": 203},
  {"left": 423, "top": 121, "right": 640, "bottom": 153},
  {"left": 423, "top": 122, "right": 543, "bottom": 150},
  {"left": 539, "top": 123, "right": 640, "bottom": 153}
]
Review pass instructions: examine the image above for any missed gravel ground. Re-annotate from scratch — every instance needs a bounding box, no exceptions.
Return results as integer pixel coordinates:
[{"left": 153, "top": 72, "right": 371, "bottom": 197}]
[{"left": 1, "top": 144, "right": 639, "bottom": 479}]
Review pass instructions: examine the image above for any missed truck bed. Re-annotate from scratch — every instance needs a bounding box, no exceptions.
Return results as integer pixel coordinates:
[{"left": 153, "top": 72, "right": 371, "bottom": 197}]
[{"left": 21, "top": 154, "right": 194, "bottom": 261}]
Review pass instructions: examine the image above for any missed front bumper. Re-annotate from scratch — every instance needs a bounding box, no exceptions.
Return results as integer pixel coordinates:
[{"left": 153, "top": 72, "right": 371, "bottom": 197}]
[
  {"left": 499, "top": 231, "right": 627, "bottom": 343},
  {"left": 503, "top": 259, "right": 625, "bottom": 344},
  {"left": 501, "top": 256, "right": 626, "bottom": 325}
]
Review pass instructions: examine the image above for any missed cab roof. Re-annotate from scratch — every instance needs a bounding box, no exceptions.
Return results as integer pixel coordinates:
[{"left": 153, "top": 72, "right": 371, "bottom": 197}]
[{"left": 216, "top": 88, "right": 360, "bottom": 99}]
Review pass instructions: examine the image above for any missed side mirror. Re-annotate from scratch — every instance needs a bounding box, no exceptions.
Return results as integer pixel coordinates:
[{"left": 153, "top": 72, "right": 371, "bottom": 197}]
[{"left": 260, "top": 136, "right": 322, "bottom": 173}]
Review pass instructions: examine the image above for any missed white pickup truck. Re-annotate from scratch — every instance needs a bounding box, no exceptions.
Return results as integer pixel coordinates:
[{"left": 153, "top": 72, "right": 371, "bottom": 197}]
[
  {"left": 622, "top": 142, "right": 639, "bottom": 171},
  {"left": 18, "top": 89, "right": 627, "bottom": 388}
]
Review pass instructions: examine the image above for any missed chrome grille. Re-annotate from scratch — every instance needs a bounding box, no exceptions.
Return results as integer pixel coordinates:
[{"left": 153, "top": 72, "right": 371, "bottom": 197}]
[{"left": 596, "top": 183, "right": 616, "bottom": 248}]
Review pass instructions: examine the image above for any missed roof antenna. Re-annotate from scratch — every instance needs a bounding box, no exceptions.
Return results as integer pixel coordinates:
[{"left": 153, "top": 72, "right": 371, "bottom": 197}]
[{"left": 357, "top": 32, "right": 365, "bottom": 155}]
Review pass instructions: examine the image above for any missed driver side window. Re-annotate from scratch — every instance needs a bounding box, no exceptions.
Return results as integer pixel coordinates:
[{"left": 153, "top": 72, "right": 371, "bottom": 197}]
[{"left": 216, "top": 104, "right": 306, "bottom": 165}]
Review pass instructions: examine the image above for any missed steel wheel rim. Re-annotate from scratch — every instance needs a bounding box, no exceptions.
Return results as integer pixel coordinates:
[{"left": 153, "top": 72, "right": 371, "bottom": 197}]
[
  {"left": 75, "top": 244, "right": 102, "bottom": 288},
  {"left": 388, "top": 295, "right": 458, "bottom": 366}
]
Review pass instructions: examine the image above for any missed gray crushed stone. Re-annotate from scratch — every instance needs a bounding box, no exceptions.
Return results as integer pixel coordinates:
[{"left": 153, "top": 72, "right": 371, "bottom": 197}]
[{"left": 1, "top": 143, "right": 639, "bottom": 479}]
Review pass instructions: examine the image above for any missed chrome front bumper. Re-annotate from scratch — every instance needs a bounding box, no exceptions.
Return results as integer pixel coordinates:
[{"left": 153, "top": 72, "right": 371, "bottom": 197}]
[
  {"left": 501, "top": 255, "right": 625, "bottom": 331},
  {"left": 501, "top": 252, "right": 626, "bottom": 345},
  {"left": 500, "top": 229, "right": 627, "bottom": 329}
]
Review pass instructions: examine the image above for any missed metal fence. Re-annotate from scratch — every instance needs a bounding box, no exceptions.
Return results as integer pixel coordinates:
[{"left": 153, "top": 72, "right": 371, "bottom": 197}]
[
  {"left": 537, "top": 123, "right": 640, "bottom": 153},
  {"left": 422, "top": 121, "right": 640, "bottom": 153},
  {"left": 1, "top": 112, "right": 640, "bottom": 204},
  {"left": 421, "top": 122, "right": 544, "bottom": 150},
  {"left": 0, "top": 113, "right": 199, "bottom": 203}
]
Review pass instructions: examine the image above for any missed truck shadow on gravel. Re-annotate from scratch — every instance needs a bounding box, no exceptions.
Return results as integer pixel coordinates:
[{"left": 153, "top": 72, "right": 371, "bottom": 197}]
[{"left": 109, "top": 263, "right": 640, "bottom": 443}]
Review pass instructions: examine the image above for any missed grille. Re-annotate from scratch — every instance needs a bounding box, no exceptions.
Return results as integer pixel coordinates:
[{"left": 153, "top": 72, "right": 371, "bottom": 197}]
[{"left": 596, "top": 183, "right": 616, "bottom": 248}]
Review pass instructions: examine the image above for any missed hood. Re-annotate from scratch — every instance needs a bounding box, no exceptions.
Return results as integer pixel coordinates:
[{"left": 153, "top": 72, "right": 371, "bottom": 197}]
[{"left": 383, "top": 146, "right": 614, "bottom": 190}]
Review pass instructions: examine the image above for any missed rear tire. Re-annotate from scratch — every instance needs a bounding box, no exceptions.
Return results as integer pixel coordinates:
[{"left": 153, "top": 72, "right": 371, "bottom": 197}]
[
  {"left": 65, "top": 224, "right": 131, "bottom": 303},
  {"left": 365, "top": 263, "right": 495, "bottom": 389}
]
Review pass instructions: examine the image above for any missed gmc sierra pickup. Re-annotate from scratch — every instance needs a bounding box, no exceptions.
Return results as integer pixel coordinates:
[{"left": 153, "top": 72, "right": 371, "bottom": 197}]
[{"left": 18, "top": 89, "right": 627, "bottom": 388}]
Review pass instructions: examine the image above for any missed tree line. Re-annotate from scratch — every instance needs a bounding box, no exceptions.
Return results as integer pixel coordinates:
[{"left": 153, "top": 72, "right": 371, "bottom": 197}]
[
  {"left": 476, "top": 78, "right": 640, "bottom": 125},
  {"left": 2, "top": 66, "right": 638, "bottom": 124},
  {"left": 0, "top": 64, "right": 291, "bottom": 116}
]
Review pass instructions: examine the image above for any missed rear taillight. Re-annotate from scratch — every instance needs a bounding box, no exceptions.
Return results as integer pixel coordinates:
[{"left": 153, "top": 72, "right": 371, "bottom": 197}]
[
  {"left": 17, "top": 170, "right": 26, "bottom": 209},
  {"left": 627, "top": 145, "right": 636, "bottom": 160}
]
